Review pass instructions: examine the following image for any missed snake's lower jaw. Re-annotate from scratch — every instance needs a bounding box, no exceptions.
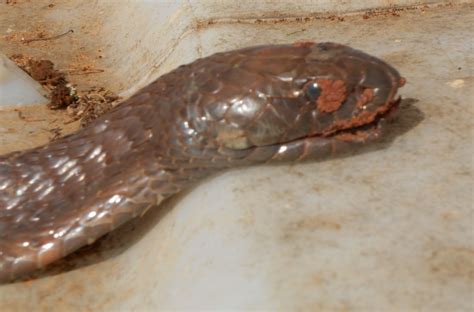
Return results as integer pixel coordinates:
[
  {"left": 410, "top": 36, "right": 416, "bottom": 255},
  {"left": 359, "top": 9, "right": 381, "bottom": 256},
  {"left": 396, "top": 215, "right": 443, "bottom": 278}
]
[
  {"left": 320, "top": 94, "right": 400, "bottom": 140},
  {"left": 340, "top": 96, "right": 400, "bottom": 138},
  {"left": 307, "top": 96, "right": 401, "bottom": 158},
  {"left": 267, "top": 95, "right": 401, "bottom": 163}
]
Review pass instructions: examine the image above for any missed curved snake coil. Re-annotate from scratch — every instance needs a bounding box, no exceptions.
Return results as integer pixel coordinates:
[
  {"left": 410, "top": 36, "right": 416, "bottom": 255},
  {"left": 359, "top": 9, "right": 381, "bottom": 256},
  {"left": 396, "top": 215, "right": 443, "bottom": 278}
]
[{"left": 0, "top": 42, "right": 405, "bottom": 282}]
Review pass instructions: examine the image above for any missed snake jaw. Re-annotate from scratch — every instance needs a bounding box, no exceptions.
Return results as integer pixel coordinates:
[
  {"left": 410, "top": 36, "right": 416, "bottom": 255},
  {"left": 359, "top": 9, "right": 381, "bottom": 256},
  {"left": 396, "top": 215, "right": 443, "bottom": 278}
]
[
  {"left": 322, "top": 94, "right": 402, "bottom": 138},
  {"left": 331, "top": 96, "right": 401, "bottom": 141}
]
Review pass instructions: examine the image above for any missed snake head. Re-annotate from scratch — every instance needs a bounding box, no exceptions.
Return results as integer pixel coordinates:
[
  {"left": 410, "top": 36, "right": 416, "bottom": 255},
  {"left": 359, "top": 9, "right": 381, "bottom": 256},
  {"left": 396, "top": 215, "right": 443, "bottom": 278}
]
[{"left": 185, "top": 42, "right": 405, "bottom": 159}]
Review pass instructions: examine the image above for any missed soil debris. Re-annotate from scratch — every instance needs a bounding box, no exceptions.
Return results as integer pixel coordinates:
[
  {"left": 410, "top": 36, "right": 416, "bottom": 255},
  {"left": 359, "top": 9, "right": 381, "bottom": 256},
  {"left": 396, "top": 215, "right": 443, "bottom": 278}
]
[
  {"left": 66, "top": 87, "right": 120, "bottom": 127},
  {"left": 316, "top": 79, "right": 347, "bottom": 113},
  {"left": 2, "top": 27, "right": 73, "bottom": 44},
  {"left": 9, "top": 54, "right": 121, "bottom": 127},
  {"left": 356, "top": 88, "right": 375, "bottom": 109},
  {"left": 10, "top": 54, "right": 77, "bottom": 109}
]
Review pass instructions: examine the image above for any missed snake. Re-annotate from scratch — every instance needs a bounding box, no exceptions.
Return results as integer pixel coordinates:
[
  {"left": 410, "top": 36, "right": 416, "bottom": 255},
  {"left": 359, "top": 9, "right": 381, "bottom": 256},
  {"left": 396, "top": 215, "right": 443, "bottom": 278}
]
[{"left": 0, "top": 42, "right": 405, "bottom": 282}]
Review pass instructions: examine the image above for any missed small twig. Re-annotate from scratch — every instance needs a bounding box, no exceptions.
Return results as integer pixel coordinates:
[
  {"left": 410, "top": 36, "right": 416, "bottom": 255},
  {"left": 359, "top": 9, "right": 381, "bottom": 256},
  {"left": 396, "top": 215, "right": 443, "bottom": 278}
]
[
  {"left": 88, "top": 92, "right": 107, "bottom": 103},
  {"left": 65, "top": 69, "right": 105, "bottom": 75},
  {"left": 63, "top": 117, "right": 81, "bottom": 125},
  {"left": 37, "top": 76, "right": 64, "bottom": 85},
  {"left": 286, "top": 29, "right": 306, "bottom": 36},
  {"left": 15, "top": 110, "right": 45, "bottom": 122},
  {"left": 23, "top": 29, "right": 74, "bottom": 43},
  {"left": 16, "top": 110, "right": 25, "bottom": 120},
  {"left": 48, "top": 127, "right": 63, "bottom": 141}
]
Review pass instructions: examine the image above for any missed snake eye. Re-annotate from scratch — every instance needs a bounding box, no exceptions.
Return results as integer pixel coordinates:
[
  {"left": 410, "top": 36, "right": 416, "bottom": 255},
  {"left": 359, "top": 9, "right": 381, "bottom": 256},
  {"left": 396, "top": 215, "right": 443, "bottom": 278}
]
[{"left": 304, "top": 82, "right": 321, "bottom": 102}]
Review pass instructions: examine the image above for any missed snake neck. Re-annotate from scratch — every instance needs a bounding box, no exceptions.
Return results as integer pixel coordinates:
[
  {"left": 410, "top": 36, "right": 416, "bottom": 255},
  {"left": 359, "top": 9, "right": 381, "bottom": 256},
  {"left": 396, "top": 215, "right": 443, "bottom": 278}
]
[{"left": 0, "top": 96, "right": 224, "bottom": 282}]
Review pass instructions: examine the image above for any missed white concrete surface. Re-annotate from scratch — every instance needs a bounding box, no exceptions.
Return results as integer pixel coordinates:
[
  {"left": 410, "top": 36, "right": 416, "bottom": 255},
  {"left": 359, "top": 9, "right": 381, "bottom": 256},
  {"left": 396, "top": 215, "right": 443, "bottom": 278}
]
[
  {"left": 0, "top": 54, "right": 48, "bottom": 107},
  {"left": 0, "top": 1, "right": 472, "bottom": 311}
]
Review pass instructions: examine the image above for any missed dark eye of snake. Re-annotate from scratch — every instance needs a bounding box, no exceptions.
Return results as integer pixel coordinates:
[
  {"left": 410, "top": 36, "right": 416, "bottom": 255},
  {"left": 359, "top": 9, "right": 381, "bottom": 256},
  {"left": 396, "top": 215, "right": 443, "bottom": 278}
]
[{"left": 304, "top": 81, "right": 321, "bottom": 102}]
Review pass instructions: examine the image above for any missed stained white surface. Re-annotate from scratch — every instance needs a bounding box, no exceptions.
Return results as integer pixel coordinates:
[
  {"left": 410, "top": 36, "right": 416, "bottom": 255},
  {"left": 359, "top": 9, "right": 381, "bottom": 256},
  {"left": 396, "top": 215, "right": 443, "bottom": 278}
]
[
  {"left": 0, "top": 54, "right": 48, "bottom": 107},
  {"left": 0, "top": 1, "right": 473, "bottom": 311}
]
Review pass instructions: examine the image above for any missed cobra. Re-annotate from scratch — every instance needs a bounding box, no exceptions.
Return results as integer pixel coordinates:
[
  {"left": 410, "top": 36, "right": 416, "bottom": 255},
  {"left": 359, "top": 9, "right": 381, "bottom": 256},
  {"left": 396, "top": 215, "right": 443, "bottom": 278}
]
[{"left": 0, "top": 42, "right": 405, "bottom": 282}]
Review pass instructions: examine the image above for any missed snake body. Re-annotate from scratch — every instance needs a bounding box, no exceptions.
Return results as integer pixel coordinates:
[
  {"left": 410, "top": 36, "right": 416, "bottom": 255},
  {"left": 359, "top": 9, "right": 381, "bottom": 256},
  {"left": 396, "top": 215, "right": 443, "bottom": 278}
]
[{"left": 0, "top": 42, "right": 404, "bottom": 282}]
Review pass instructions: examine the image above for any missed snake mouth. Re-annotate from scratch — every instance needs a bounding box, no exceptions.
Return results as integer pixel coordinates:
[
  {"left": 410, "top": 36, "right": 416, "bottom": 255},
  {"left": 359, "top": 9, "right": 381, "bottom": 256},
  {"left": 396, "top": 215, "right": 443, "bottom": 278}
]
[{"left": 319, "top": 96, "right": 401, "bottom": 141}]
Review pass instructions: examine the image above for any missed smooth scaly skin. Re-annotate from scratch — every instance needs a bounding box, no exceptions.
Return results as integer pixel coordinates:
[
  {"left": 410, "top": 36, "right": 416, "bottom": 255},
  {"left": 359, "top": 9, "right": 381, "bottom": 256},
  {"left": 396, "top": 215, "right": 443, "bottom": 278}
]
[{"left": 0, "top": 42, "right": 404, "bottom": 282}]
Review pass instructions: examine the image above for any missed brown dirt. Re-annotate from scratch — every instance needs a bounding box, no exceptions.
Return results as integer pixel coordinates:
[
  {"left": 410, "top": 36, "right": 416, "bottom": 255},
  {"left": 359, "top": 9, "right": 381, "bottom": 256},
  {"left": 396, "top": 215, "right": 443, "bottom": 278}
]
[
  {"left": 2, "top": 27, "right": 51, "bottom": 43},
  {"left": 9, "top": 54, "right": 121, "bottom": 129},
  {"left": 10, "top": 54, "right": 76, "bottom": 109},
  {"left": 335, "top": 130, "right": 371, "bottom": 142},
  {"left": 0, "top": 105, "right": 78, "bottom": 154},
  {"left": 316, "top": 79, "right": 347, "bottom": 113},
  {"left": 67, "top": 87, "right": 120, "bottom": 127},
  {"left": 356, "top": 88, "right": 375, "bottom": 109},
  {"left": 324, "top": 96, "right": 401, "bottom": 137}
]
